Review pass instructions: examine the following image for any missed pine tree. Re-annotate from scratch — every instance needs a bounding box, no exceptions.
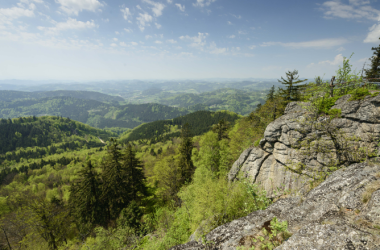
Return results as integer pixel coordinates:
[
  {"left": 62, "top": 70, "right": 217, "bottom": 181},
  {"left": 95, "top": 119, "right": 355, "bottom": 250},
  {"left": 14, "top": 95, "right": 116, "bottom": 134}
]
[
  {"left": 365, "top": 37, "right": 380, "bottom": 81},
  {"left": 101, "top": 139, "right": 131, "bottom": 221},
  {"left": 123, "top": 144, "right": 147, "bottom": 202},
  {"left": 266, "top": 85, "right": 275, "bottom": 101},
  {"left": 178, "top": 123, "right": 194, "bottom": 183},
  {"left": 278, "top": 70, "right": 307, "bottom": 102},
  {"left": 212, "top": 119, "right": 230, "bottom": 141},
  {"left": 68, "top": 161, "right": 103, "bottom": 227}
]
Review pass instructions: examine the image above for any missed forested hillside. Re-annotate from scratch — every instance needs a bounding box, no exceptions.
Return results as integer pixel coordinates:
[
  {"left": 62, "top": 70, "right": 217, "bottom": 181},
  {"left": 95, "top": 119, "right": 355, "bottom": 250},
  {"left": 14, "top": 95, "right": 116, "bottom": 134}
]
[
  {"left": 121, "top": 110, "right": 240, "bottom": 143},
  {"left": 0, "top": 97, "right": 189, "bottom": 129},
  {"left": 0, "top": 50, "right": 376, "bottom": 250},
  {"left": 0, "top": 90, "right": 124, "bottom": 103},
  {"left": 156, "top": 88, "right": 265, "bottom": 115},
  {"left": 0, "top": 97, "right": 275, "bottom": 250}
]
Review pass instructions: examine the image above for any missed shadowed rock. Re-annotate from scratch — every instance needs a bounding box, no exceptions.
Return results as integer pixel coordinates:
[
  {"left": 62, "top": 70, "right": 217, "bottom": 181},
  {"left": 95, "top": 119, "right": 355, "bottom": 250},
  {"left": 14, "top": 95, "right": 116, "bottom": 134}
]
[{"left": 171, "top": 163, "right": 380, "bottom": 249}]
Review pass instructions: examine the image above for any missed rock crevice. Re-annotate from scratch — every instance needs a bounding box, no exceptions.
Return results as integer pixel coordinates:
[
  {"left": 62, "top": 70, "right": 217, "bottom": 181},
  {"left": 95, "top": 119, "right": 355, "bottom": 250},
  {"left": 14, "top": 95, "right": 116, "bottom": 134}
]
[{"left": 229, "top": 94, "right": 380, "bottom": 197}]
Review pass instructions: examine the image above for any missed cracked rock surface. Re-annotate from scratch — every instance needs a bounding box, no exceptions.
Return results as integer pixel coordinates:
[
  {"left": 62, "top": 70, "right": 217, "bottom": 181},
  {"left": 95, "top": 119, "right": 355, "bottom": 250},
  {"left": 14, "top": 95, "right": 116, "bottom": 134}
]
[
  {"left": 171, "top": 163, "right": 380, "bottom": 249},
  {"left": 228, "top": 94, "right": 380, "bottom": 197},
  {"left": 171, "top": 93, "right": 380, "bottom": 249}
]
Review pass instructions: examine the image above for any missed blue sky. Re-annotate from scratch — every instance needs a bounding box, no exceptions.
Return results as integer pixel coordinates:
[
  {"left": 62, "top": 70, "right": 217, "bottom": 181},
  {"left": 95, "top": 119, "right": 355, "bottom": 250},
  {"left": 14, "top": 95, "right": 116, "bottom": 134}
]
[{"left": 1, "top": 0, "right": 380, "bottom": 81}]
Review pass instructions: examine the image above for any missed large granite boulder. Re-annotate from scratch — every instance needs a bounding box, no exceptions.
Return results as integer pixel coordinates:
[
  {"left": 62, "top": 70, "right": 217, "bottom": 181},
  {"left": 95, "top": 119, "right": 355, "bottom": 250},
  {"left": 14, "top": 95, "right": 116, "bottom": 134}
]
[
  {"left": 228, "top": 93, "right": 380, "bottom": 197},
  {"left": 171, "top": 162, "right": 380, "bottom": 249}
]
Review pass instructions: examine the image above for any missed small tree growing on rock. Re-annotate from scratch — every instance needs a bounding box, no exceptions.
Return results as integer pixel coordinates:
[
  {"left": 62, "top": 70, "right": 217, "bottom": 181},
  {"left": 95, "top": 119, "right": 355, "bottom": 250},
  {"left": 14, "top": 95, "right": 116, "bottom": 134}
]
[{"left": 278, "top": 70, "right": 308, "bottom": 102}]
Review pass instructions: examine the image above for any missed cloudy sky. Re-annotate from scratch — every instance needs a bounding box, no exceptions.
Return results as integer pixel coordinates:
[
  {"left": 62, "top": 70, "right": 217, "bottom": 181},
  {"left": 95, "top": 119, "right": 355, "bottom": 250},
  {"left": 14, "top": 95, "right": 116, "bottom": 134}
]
[{"left": 1, "top": 0, "right": 380, "bottom": 81}]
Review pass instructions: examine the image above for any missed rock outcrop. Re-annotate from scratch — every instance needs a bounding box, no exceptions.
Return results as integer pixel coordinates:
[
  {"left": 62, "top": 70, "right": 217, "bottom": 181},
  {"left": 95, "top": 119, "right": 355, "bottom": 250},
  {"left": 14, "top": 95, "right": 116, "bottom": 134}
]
[
  {"left": 171, "top": 93, "right": 380, "bottom": 249},
  {"left": 228, "top": 94, "right": 380, "bottom": 197},
  {"left": 171, "top": 162, "right": 380, "bottom": 249}
]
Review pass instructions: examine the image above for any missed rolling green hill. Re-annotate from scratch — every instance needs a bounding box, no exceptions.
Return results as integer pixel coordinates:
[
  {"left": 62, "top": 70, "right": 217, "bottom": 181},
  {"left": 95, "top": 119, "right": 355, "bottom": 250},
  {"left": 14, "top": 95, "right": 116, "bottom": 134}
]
[
  {"left": 120, "top": 110, "right": 241, "bottom": 143},
  {"left": 158, "top": 88, "right": 266, "bottom": 115},
  {"left": 0, "top": 90, "right": 123, "bottom": 103},
  {"left": 0, "top": 116, "right": 116, "bottom": 185},
  {"left": 0, "top": 97, "right": 189, "bottom": 129}
]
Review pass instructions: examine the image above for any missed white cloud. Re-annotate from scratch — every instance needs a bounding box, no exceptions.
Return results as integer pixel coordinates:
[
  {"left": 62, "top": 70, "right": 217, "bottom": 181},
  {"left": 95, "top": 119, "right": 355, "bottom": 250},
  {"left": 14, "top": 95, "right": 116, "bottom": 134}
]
[
  {"left": 101, "top": 18, "right": 109, "bottom": 22},
  {"left": 180, "top": 32, "right": 208, "bottom": 48},
  {"left": 167, "top": 39, "right": 177, "bottom": 43},
  {"left": 145, "top": 35, "right": 152, "bottom": 39},
  {"left": 155, "top": 22, "right": 162, "bottom": 29},
  {"left": 175, "top": 4, "right": 185, "bottom": 12},
  {"left": 142, "top": 0, "right": 165, "bottom": 17},
  {"left": 320, "top": 0, "right": 380, "bottom": 21},
  {"left": 115, "top": 31, "right": 120, "bottom": 35},
  {"left": 260, "top": 38, "right": 348, "bottom": 48},
  {"left": 20, "top": 0, "right": 44, "bottom": 4},
  {"left": 208, "top": 41, "right": 227, "bottom": 54},
  {"left": 136, "top": 13, "right": 153, "bottom": 31},
  {"left": 110, "top": 43, "right": 117, "bottom": 47},
  {"left": 120, "top": 42, "right": 127, "bottom": 47},
  {"left": 364, "top": 23, "right": 380, "bottom": 43},
  {"left": 232, "top": 14, "right": 241, "bottom": 19},
  {"left": 193, "top": 0, "right": 217, "bottom": 7},
  {"left": 248, "top": 45, "right": 256, "bottom": 49},
  {"left": 56, "top": 0, "right": 104, "bottom": 16},
  {"left": 37, "top": 18, "right": 97, "bottom": 34},
  {"left": 121, "top": 8, "right": 132, "bottom": 22},
  {"left": 0, "top": 4, "right": 35, "bottom": 27},
  {"left": 167, "top": 0, "right": 173, "bottom": 3},
  {"left": 227, "top": 21, "right": 232, "bottom": 25},
  {"left": 349, "top": 0, "right": 370, "bottom": 5},
  {"left": 113, "top": 38, "right": 118, "bottom": 42},
  {"left": 136, "top": 5, "right": 142, "bottom": 10},
  {"left": 124, "top": 28, "right": 132, "bottom": 33},
  {"left": 228, "top": 35, "right": 235, "bottom": 38},
  {"left": 336, "top": 46, "right": 345, "bottom": 52},
  {"left": 238, "top": 30, "right": 247, "bottom": 35},
  {"left": 155, "top": 40, "right": 162, "bottom": 44},
  {"left": 318, "top": 54, "right": 344, "bottom": 65},
  {"left": 131, "top": 41, "right": 138, "bottom": 45}
]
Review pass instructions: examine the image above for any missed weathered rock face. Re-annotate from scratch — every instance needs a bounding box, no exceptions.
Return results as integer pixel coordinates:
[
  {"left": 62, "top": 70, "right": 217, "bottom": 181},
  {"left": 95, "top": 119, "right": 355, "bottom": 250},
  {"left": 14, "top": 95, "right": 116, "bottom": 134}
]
[
  {"left": 171, "top": 162, "right": 380, "bottom": 249},
  {"left": 228, "top": 94, "right": 380, "bottom": 197}
]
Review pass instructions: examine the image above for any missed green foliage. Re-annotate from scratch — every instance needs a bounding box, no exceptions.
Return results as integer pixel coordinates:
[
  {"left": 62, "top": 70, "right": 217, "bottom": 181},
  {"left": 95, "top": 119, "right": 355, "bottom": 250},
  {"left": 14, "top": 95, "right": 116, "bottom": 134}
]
[
  {"left": 347, "top": 88, "right": 379, "bottom": 101},
  {"left": 212, "top": 119, "right": 230, "bottom": 141},
  {"left": 313, "top": 95, "right": 340, "bottom": 115},
  {"left": 121, "top": 110, "right": 240, "bottom": 143},
  {"left": 101, "top": 140, "right": 147, "bottom": 221},
  {"left": 158, "top": 88, "right": 267, "bottom": 116},
  {"left": 0, "top": 97, "right": 189, "bottom": 129},
  {"left": 278, "top": 70, "right": 307, "bottom": 102},
  {"left": 364, "top": 38, "right": 380, "bottom": 80},
  {"left": 249, "top": 217, "right": 290, "bottom": 250},
  {"left": 69, "top": 161, "right": 103, "bottom": 227},
  {"left": 0, "top": 116, "right": 113, "bottom": 155},
  {"left": 178, "top": 123, "right": 195, "bottom": 184},
  {"left": 253, "top": 139, "right": 261, "bottom": 147}
]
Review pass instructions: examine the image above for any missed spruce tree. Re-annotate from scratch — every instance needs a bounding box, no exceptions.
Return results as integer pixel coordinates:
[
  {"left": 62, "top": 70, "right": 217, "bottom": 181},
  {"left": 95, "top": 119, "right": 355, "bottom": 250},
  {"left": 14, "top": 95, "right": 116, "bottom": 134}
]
[
  {"left": 178, "top": 123, "right": 194, "bottom": 183},
  {"left": 365, "top": 37, "right": 380, "bottom": 81},
  {"left": 123, "top": 144, "right": 147, "bottom": 202},
  {"left": 266, "top": 85, "right": 275, "bottom": 101},
  {"left": 212, "top": 119, "right": 229, "bottom": 141},
  {"left": 101, "top": 139, "right": 131, "bottom": 221},
  {"left": 69, "top": 161, "right": 103, "bottom": 227},
  {"left": 278, "top": 70, "right": 307, "bottom": 102}
]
